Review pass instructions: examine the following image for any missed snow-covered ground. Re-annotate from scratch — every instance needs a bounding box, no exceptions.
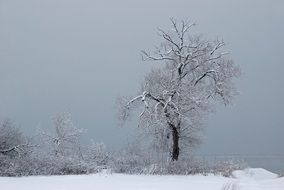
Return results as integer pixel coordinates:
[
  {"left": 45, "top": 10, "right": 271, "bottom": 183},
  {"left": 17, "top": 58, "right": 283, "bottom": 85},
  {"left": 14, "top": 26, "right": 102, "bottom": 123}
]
[{"left": 1, "top": 168, "right": 283, "bottom": 190}]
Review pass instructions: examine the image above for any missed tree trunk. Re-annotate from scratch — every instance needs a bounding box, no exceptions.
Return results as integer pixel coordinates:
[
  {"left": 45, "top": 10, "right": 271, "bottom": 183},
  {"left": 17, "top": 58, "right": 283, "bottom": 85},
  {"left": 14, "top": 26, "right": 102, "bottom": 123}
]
[{"left": 171, "top": 126, "right": 179, "bottom": 161}]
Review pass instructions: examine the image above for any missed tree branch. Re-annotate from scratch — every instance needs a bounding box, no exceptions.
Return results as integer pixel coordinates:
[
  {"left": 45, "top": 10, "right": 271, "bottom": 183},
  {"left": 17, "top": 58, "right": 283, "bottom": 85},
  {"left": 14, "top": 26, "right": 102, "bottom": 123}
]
[{"left": 194, "top": 70, "right": 217, "bottom": 86}]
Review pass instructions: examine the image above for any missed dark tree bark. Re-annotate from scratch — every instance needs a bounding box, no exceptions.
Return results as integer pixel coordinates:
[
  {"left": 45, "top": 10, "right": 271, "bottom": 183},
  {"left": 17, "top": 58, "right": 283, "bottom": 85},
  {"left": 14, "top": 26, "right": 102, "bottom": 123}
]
[
  {"left": 169, "top": 122, "right": 180, "bottom": 161},
  {"left": 171, "top": 127, "right": 179, "bottom": 161}
]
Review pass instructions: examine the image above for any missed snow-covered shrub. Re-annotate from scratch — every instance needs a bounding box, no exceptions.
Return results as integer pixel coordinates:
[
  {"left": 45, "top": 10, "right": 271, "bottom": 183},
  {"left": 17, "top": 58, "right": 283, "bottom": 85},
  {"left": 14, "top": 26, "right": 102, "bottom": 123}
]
[
  {"left": 85, "top": 141, "right": 109, "bottom": 167},
  {"left": 0, "top": 119, "right": 34, "bottom": 176},
  {"left": 139, "top": 157, "right": 211, "bottom": 175},
  {"left": 111, "top": 146, "right": 246, "bottom": 176},
  {"left": 211, "top": 160, "right": 247, "bottom": 177},
  {"left": 52, "top": 156, "right": 90, "bottom": 175},
  {"left": 111, "top": 150, "right": 150, "bottom": 174},
  {"left": 111, "top": 141, "right": 153, "bottom": 174},
  {"left": 1, "top": 150, "right": 100, "bottom": 177},
  {"left": 111, "top": 142, "right": 203, "bottom": 175},
  {"left": 0, "top": 115, "right": 105, "bottom": 177},
  {"left": 0, "top": 119, "right": 29, "bottom": 157}
]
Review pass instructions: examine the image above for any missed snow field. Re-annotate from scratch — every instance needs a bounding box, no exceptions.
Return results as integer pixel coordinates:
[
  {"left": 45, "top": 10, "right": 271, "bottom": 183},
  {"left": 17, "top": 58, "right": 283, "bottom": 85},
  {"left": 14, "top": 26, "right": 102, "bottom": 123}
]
[{"left": 1, "top": 168, "right": 283, "bottom": 190}]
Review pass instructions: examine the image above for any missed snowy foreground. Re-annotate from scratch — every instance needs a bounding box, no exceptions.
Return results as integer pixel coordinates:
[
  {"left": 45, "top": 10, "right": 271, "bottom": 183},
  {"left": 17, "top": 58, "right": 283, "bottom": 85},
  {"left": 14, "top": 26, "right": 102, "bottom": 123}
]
[{"left": 1, "top": 168, "right": 283, "bottom": 190}]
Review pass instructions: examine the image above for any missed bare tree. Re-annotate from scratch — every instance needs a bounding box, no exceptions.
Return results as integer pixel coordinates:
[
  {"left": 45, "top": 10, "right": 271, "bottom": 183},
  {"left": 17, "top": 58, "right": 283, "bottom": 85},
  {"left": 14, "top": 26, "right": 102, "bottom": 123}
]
[{"left": 118, "top": 19, "right": 240, "bottom": 161}]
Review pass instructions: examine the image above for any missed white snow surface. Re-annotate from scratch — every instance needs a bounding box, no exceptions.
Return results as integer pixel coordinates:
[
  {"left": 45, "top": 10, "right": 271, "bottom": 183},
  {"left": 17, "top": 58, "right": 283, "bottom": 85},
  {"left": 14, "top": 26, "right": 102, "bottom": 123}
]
[
  {"left": 0, "top": 168, "right": 283, "bottom": 190},
  {"left": 232, "top": 168, "right": 278, "bottom": 180}
]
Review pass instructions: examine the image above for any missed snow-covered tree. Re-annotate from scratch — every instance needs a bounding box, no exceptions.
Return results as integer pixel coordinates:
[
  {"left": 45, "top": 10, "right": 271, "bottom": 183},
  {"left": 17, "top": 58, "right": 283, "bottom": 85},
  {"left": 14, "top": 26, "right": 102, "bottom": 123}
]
[
  {"left": 0, "top": 119, "right": 30, "bottom": 157},
  {"left": 42, "top": 112, "right": 84, "bottom": 159},
  {"left": 118, "top": 19, "right": 240, "bottom": 161}
]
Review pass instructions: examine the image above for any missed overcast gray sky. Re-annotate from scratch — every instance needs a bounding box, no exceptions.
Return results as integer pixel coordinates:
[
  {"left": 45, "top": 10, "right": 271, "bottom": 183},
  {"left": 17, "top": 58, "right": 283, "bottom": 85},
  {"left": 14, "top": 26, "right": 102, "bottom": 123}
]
[{"left": 0, "top": 0, "right": 283, "bottom": 155}]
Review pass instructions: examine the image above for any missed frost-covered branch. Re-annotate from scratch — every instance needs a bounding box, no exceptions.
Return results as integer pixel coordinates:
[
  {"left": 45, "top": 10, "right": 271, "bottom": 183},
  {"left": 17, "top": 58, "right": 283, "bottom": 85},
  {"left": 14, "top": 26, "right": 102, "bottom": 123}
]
[
  {"left": 210, "top": 40, "right": 225, "bottom": 55},
  {"left": 0, "top": 143, "right": 32, "bottom": 155},
  {"left": 194, "top": 70, "right": 217, "bottom": 86}
]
